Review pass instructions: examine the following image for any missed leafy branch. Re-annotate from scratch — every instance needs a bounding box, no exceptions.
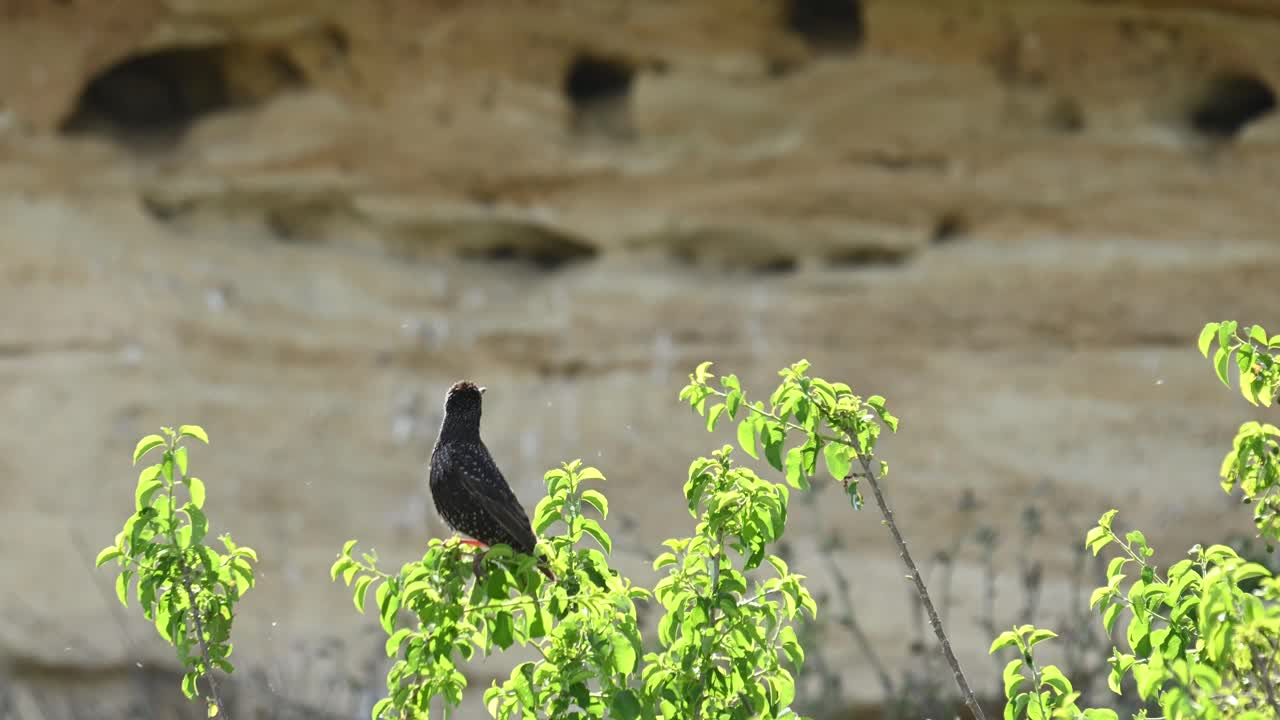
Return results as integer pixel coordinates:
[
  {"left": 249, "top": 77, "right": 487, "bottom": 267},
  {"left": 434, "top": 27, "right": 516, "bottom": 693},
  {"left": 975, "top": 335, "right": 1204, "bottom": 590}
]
[
  {"left": 679, "top": 360, "right": 987, "bottom": 720},
  {"left": 95, "top": 426, "right": 257, "bottom": 719}
]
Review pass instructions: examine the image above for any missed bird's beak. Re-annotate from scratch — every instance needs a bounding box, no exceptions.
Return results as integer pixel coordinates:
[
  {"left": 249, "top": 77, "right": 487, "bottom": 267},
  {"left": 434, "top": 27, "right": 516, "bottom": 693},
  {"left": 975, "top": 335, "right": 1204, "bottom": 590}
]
[{"left": 478, "top": 386, "right": 487, "bottom": 395}]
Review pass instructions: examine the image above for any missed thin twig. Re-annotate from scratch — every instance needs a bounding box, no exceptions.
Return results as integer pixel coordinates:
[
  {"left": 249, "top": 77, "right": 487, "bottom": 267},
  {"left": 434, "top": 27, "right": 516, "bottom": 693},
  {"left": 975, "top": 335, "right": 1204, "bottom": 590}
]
[
  {"left": 705, "top": 384, "right": 987, "bottom": 719},
  {"left": 1254, "top": 644, "right": 1280, "bottom": 716},
  {"left": 694, "top": 534, "right": 723, "bottom": 720},
  {"left": 171, "top": 451, "right": 228, "bottom": 717},
  {"left": 854, "top": 455, "right": 988, "bottom": 720}
]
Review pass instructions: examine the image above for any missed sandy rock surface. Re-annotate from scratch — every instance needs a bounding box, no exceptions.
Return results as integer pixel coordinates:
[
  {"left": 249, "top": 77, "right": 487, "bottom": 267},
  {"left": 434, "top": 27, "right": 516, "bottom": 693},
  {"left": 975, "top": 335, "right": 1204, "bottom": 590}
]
[{"left": 2, "top": 1, "right": 1279, "bottom": 717}]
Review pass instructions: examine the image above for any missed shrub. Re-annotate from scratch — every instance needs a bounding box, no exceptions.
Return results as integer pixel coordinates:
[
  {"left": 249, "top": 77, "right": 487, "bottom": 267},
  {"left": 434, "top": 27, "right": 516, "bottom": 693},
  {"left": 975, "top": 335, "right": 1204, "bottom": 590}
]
[
  {"left": 991, "top": 322, "right": 1280, "bottom": 720},
  {"left": 95, "top": 425, "right": 258, "bottom": 718}
]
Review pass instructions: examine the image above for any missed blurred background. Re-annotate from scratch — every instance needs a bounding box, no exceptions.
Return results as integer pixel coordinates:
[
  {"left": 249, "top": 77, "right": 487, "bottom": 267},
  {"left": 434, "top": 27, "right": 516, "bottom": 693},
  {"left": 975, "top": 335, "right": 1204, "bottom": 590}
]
[{"left": 2, "top": 1, "right": 1279, "bottom": 718}]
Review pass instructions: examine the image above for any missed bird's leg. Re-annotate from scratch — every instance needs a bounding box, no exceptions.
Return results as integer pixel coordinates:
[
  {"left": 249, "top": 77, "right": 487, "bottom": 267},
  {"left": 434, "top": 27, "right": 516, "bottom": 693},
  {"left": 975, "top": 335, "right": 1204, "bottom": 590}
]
[{"left": 447, "top": 537, "right": 491, "bottom": 577}]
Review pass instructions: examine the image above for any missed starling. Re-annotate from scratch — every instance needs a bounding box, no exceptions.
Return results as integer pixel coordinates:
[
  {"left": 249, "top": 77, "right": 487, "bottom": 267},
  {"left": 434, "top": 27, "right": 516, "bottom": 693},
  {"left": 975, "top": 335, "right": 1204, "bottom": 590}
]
[{"left": 428, "top": 380, "right": 554, "bottom": 580}]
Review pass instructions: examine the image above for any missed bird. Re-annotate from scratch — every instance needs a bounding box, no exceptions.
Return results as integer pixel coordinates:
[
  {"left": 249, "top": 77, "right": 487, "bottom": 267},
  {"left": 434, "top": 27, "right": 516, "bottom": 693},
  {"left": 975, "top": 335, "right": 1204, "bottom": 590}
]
[{"left": 428, "top": 380, "right": 554, "bottom": 580}]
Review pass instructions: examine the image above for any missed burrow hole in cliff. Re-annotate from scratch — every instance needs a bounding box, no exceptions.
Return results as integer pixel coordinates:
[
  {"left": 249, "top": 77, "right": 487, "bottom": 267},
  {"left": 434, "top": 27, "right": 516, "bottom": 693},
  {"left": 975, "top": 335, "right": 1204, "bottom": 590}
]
[
  {"left": 786, "top": 0, "right": 865, "bottom": 51},
  {"left": 60, "top": 43, "right": 306, "bottom": 147},
  {"left": 455, "top": 223, "right": 601, "bottom": 271},
  {"left": 824, "top": 246, "right": 913, "bottom": 268},
  {"left": 563, "top": 53, "right": 636, "bottom": 138},
  {"left": 931, "top": 210, "right": 970, "bottom": 245},
  {"left": 1185, "top": 71, "right": 1277, "bottom": 140}
]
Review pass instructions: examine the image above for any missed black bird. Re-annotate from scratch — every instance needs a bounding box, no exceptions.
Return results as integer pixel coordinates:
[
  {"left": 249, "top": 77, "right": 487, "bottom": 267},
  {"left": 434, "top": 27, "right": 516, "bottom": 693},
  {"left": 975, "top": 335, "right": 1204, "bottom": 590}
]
[{"left": 428, "top": 380, "right": 554, "bottom": 580}]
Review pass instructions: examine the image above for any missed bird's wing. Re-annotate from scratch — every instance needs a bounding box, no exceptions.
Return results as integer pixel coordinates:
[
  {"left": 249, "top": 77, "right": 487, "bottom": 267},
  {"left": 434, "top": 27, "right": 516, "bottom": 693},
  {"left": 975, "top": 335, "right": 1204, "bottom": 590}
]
[{"left": 446, "top": 447, "right": 537, "bottom": 548}]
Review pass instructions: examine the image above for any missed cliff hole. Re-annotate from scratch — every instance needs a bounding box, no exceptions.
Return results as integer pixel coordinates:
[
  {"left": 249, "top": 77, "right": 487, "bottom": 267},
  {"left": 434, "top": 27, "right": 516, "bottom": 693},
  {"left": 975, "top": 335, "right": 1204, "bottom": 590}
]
[
  {"left": 931, "top": 211, "right": 970, "bottom": 244},
  {"left": 563, "top": 53, "right": 635, "bottom": 138},
  {"left": 825, "top": 245, "right": 913, "bottom": 268},
  {"left": 455, "top": 223, "right": 600, "bottom": 271},
  {"left": 786, "top": 0, "right": 865, "bottom": 51},
  {"left": 1185, "top": 71, "right": 1276, "bottom": 140},
  {"left": 61, "top": 43, "right": 306, "bottom": 146}
]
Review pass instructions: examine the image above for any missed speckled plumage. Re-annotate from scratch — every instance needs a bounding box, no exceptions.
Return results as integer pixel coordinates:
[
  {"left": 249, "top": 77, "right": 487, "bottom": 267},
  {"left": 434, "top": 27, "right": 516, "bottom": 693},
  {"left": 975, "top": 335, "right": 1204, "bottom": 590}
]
[{"left": 428, "top": 381, "right": 539, "bottom": 555}]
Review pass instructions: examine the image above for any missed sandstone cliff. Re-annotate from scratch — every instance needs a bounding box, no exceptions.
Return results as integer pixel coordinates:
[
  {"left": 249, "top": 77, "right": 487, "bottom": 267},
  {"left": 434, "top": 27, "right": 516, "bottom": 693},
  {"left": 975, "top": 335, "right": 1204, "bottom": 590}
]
[{"left": 1, "top": 1, "right": 1279, "bottom": 718}]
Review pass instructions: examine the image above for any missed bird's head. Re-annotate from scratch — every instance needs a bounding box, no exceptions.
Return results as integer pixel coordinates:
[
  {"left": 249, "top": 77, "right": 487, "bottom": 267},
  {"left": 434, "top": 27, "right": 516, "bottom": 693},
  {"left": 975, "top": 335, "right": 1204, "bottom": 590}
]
[{"left": 443, "top": 380, "right": 486, "bottom": 418}]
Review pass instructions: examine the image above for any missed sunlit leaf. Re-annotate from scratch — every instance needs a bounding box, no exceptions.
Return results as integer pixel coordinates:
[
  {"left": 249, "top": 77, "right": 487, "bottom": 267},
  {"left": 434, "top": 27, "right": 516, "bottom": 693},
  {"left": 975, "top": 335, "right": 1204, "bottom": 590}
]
[
  {"left": 187, "top": 477, "right": 206, "bottom": 509},
  {"left": 95, "top": 547, "right": 122, "bottom": 568},
  {"left": 179, "top": 425, "right": 210, "bottom": 444},
  {"left": 133, "top": 435, "right": 166, "bottom": 465},
  {"left": 1198, "top": 323, "right": 1219, "bottom": 358},
  {"left": 353, "top": 575, "right": 374, "bottom": 613},
  {"left": 580, "top": 489, "right": 609, "bottom": 519},
  {"left": 737, "top": 419, "right": 758, "bottom": 459}
]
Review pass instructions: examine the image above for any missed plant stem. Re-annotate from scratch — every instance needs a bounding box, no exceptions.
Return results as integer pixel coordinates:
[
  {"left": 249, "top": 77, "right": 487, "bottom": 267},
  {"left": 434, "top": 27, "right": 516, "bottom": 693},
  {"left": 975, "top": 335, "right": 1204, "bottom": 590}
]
[
  {"left": 168, "top": 444, "right": 228, "bottom": 718},
  {"left": 694, "top": 533, "right": 723, "bottom": 720},
  {"left": 180, "top": 563, "right": 227, "bottom": 716},
  {"left": 1254, "top": 644, "right": 1280, "bottom": 716},
  {"left": 855, "top": 455, "right": 988, "bottom": 720},
  {"left": 705, "top": 384, "right": 987, "bottom": 719}
]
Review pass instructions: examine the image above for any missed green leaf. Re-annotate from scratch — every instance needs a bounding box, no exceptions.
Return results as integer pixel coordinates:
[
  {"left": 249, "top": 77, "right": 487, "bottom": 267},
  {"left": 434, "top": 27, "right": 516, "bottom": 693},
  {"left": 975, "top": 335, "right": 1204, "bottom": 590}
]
[
  {"left": 989, "top": 630, "right": 1019, "bottom": 655},
  {"left": 187, "top": 477, "right": 206, "bottom": 509},
  {"left": 187, "top": 506, "right": 208, "bottom": 545},
  {"left": 1083, "top": 524, "right": 1105, "bottom": 553},
  {"left": 577, "top": 466, "right": 606, "bottom": 483},
  {"left": 779, "top": 624, "right": 805, "bottom": 669},
  {"left": 1039, "top": 665, "right": 1072, "bottom": 696},
  {"left": 1218, "top": 320, "right": 1236, "bottom": 351},
  {"left": 725, "top": 389, "right": 742, "bottom": 419},
  {"left": 376, "top": 580, "right": 399, "bottom": 634},
  {"left": 179, "top": 425, "right": 210, "bottom": 444},
  {"left": 353, "top": 575, "right": 374, "bottom": 613},
  {"left": 784, "top": 447, "right": 808, "bottom": 490},
  {"left": 1027, "top": 628, "right": 1057, "bottom": 648},
  {"left": 1098, "top": 509, "right": 1117, "bottom": 530},
  {"left": 135, "top": 474, "right": 164, "bottom": 512},
  {"left": 823, "top": 442, "right": 852, "bottom": 481},
  {"left": 772, "top": 671, "right": 796, "bottom": 708},
  {"left": 95, "top": 547, "right": 122, "bottom": 568},
  {"left": 532, "top": 496, "right": 563, "bottom": 535},
  {"left": 705, "top": 403, "right": 725, "bottom": 432},
  {"left": 764, "top": 436, "right": 784, "bottom": 471},
  {"left": 1198, "top": 323, "right": 1219, "bottom": 357},
  {"left": 653, "top": 552, "right": 677, "bottom": 571},
  {"left": 330, "top": 557, "right": 353, "bottom": 582},
  {"left": 1002, "top": 659, "right": 1025, "bottom": 699},
  {"left": 492, "top": 611, "right": 514, "bottom": 649},
  {"left": 116, "top": 570, "right": 131, "bottom": 607},
  {"left": 1213, "top": 346, "right": 1231, "bottom": 387},
  {"left": 1083, "top": 709, "right": 1119, "bottom": 720},
  {"left": 610, "top": 690, "right": 642, "bottom": 720},
  {"left": 581, "top": 518, "right": 612, "bottom": 554},
  {"left": 611, "top": 631, "right": 637, "bottom": 674},
  {"left": 694, "top": 361, "right": 714, "bottom": 384},
  {"left": 174, "top": 446, "right": 188, "bottom": 477},
  {"left": 133, "top": 435, "right": 166, "bottom": 465},
  {"left": 1103, "top": 603, "right": 1122, "bottom": 635},
  {"left": 580, "top": 489, "right": 609, "bottom": 519},
  {"left": 846, "top": 482, "right": 863, "bottom": 510},
  {"left": 737, "top": 419, "right": 758, "bottom": 459}
]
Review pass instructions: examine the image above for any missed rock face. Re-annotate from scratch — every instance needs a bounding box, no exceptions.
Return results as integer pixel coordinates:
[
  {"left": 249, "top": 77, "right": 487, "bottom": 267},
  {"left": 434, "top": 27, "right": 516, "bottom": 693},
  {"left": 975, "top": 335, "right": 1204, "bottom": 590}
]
[{"left": 2, "top": 1, "right": 1279, "bottom": 717}]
